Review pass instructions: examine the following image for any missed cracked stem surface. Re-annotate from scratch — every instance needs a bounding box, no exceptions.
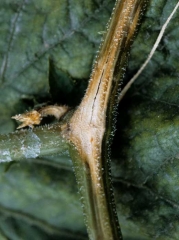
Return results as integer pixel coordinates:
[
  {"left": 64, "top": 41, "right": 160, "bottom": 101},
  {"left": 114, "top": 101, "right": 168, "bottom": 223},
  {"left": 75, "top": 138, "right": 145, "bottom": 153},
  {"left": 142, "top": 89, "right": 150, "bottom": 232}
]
[{"left": 68, "top": 0, "right": 148, "bottom": 239}]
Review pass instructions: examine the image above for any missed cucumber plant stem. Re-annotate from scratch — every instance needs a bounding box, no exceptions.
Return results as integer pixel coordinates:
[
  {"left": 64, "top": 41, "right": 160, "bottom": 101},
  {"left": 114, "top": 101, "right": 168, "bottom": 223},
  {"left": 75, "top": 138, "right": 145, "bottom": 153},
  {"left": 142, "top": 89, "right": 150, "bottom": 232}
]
[{"left": 67, "top": 0, "right": 149, "bottom": 239}]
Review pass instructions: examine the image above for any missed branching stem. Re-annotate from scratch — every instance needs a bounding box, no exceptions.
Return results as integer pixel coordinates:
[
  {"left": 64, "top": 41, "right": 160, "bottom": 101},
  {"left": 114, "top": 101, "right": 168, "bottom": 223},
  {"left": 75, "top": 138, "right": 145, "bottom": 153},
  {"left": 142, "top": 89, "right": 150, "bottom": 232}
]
[{"left": 67, "top": 0, "right": 149, "bottom": 239}]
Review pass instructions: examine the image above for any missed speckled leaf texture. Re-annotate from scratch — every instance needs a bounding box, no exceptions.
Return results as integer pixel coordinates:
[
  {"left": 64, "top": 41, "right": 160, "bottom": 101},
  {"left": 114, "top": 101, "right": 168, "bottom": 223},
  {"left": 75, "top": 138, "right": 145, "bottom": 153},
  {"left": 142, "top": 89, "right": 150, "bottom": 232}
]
[{"left": 0, "top": 0, "right": 179, "bottom": 239}]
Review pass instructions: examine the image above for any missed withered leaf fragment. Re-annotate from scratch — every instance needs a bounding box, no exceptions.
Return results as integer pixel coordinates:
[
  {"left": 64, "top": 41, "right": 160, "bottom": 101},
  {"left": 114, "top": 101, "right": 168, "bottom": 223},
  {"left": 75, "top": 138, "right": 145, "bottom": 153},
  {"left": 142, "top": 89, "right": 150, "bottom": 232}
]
[{"left": 12, "top": 105, "right": 69, "bottom": 129}]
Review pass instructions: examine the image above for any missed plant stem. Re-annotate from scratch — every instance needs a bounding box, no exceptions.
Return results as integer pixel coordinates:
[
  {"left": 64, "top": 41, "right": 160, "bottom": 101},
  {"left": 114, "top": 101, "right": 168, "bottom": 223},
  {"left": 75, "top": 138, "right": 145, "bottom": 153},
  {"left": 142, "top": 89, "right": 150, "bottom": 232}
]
[
  {"left": 68, "top": 0, "right": 148, "bottom": 239},
  {"left": 0, "top": 123, "right": 69, "bottom": 162}
]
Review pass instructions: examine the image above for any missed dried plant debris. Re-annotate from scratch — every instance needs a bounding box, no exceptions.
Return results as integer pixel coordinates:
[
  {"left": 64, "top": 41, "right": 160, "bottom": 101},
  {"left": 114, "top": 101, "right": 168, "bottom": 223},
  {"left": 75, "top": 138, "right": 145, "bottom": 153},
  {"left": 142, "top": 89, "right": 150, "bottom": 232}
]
[{"left": 12, "top": 105, "right": 69, "bottom": 129}]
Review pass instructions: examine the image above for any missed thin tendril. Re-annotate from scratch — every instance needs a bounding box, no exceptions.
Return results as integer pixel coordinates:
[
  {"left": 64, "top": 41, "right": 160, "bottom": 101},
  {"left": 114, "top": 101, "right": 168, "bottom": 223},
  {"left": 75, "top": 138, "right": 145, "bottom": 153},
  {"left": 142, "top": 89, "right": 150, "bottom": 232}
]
[{"left": 119, "top": 1, "right": 179, "bottom": 102}]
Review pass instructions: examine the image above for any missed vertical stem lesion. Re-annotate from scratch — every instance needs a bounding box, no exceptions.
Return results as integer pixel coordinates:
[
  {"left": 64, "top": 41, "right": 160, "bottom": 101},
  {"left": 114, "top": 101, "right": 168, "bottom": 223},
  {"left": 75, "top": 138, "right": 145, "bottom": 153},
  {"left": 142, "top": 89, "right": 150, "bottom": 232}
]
[{"left": 67, "top": 0, "right": 149, "bottom": 239}]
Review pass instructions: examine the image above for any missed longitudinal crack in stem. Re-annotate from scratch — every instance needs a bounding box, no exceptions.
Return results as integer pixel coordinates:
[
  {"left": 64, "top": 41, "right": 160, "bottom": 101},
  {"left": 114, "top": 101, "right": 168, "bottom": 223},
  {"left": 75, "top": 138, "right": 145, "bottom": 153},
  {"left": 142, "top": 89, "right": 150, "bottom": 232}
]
[
  {"left": 68, "top": 1, "right": 149, "bottom": 239},
  {"left": 90, "top": 68, "right": 105, "bottom": 124}
]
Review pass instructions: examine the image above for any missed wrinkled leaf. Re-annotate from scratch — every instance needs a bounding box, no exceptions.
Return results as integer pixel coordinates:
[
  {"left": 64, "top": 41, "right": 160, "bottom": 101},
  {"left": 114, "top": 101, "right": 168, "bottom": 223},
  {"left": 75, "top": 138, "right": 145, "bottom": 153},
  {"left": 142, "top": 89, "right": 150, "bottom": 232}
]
[
  {"left": 112, "top": 0, "right": 179, "bottom": 239},
  {"left": 0, "top": 0, "right": 179, "bottom": 239}
]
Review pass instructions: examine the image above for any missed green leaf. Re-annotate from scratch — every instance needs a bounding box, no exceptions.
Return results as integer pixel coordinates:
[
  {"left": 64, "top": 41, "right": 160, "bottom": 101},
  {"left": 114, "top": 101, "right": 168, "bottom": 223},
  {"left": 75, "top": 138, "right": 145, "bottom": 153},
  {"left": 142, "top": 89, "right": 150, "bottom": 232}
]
[
  {"left": 0, "top": 0, "right": 114, "bottom": 238},
  {"left": 112, "top": 0, "right": 179, "bottom": 239},
  {"left": 0, "top": 0, "right": 179, "bottom": 239},
  {"left": 0, "top": 0, "right": 113, "bottom": 133}
]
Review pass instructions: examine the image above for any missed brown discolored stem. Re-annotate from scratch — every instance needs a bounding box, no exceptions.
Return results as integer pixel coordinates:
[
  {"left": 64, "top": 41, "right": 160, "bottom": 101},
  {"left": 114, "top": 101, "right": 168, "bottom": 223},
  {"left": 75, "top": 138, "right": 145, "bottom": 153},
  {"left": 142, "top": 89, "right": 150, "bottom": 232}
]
[{"left": 67, "top": 0, "right": 148, "bottom": 239}]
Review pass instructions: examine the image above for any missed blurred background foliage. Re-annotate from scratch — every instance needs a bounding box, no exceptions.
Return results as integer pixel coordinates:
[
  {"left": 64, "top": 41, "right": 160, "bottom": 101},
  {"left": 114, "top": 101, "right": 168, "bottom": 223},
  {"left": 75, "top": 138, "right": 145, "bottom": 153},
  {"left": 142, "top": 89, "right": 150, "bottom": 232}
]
[{"left": 0, "top": 0, "right": 179, "bottom": 239}]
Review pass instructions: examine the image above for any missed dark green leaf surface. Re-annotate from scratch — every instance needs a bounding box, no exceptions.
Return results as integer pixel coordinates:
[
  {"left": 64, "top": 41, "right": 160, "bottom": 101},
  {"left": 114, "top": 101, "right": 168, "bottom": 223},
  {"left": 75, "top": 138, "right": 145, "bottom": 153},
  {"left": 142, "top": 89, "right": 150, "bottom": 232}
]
[
  {"left": 0, "top": 0, "right": 179, "bottom": 239},
  {"left": 112, "top": 0, "right": 179, "bottom": 239},
  {"left": 0, "top": 0, "right": 113, "bottom": 133},
  {"left": 0, "top": 0, "right": 114, "bottom": 238}
]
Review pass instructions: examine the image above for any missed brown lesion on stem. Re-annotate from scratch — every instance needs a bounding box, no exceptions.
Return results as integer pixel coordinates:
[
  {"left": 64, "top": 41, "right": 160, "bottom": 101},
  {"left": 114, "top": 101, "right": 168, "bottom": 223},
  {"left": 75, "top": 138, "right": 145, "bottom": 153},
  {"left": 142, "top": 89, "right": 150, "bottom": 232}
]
[{"left": 67, "top": 0, "right": 148, "bottom": 239}]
